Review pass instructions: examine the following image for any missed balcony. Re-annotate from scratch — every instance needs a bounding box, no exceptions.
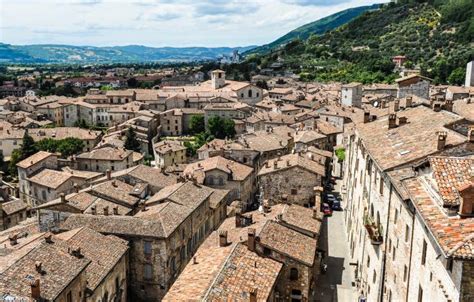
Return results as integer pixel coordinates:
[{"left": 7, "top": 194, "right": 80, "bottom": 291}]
[{"left": 364, "top": 214, "right": 383, "bottom": 245}]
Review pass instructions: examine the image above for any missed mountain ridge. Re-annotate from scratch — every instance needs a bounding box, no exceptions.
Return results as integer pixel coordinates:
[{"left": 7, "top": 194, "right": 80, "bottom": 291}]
[{"left": 0, "top": 43, "right": 257, "bottom": 64}]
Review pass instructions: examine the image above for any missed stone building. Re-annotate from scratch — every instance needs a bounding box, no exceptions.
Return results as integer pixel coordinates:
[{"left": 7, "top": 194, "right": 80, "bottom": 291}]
[
  {"left": 62, "top": 181, "right": 229, "bottom": 301},
  {"left": 76, "top": 146, "right": 135, "bottom": 173},
  {"left": 341, "top": 83, "right": 362, "bottom": 108},
  {"left": 0, "top": 199, "right": 29, "bottom": 231},
  {"left": 203, "top": 102, "right": 252, "bottom": 127},
  {"left": 0, "top": 228, "right": 128, "bottom": 302},
  {"left": 164, "top": 203, "right": 322, "bottom": 302},
  {"left": 153, "top": 140, "right": 187, "bottom": 168},
  {"left": 396, "top": 74, "right": 431, "bottom": 99},
  {"left": 197, "top": 138, "right": 260, "bottom": 168},
  {"left": 340, "top": 104, "right": 472, "bottom": 302},
  {"left": 183, "top": 156, "right": 255, "bottom": 210},
  {"left": 258, "top": 153, "right": 325, "bottom": 207}
]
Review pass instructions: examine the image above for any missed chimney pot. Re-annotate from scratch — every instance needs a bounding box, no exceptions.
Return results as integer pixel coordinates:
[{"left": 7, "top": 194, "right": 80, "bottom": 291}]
[
  {"left": 249, "top": 288, "right": 258, "bottom": 302},
  {"left": 218, "top": 230, "right": 228, "bottom": 247},
  {"left": 30, "top": 279, "right": 41, "bottom": 300},
  {"left": 313, "top": 207, "right": 318, "bottom": 219},
  {"left": 388, "top": 114, "right": 397, "bottom": 129},
  {"left": 405, "top": 96, "right": 413, "bottom": 107},
  {"left": 91, "top": 205, "right": 97, "bottom": 215},
  {"left": 113, "top": 206, "right": 119, "bottom": 215},
  {"left": 394, "top": 100, "right": 400, "bottom": 112},
  {"left": 247, "top": 228, "right": 256, "bottom": 252},
  {"left": 106, "top": 169, "right": 111, "bottom": 180},
  {"left": 73, "top": 183, "right": 79, "bottom": 193},
  {"left": 458, "top": 183, "right": 474, "bottom": 217},
  {"left": 398, "top": 116, "right": 408, "bottom": 126},
  {"left": 35, "top": 261, "right": 43, "bottom": 274},
  {"left": 103, "top": 206, "right": 109, "bottom": 216},
  {"left": 445, "top": 100, "right": 453, "bottom": 112},
  {"left": 436, "top": 131, "right": 448, "bottom": 151},
  {"left": 363, "top": 111, "right": 370, "bottom": 123},
  {"left": 60, "top": 193, "right": 66, "bottom": 203},
  {"left": 44, "top": 233, "right": 53, "bottom": 243},
  {"left": 9, "top": 234, "right": 18, "bottom": 246}
]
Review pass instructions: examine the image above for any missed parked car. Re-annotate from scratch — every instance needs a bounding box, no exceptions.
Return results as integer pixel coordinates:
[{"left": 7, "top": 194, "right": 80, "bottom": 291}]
[
  {"left": 322, "top": 203, "right": 333, "bottom": 216},
  {"left": 332, "top": 200, "right": 342, "bottom": 211},
  {"left": 325, "top": 194, "right": 336, "bottom": 205}
]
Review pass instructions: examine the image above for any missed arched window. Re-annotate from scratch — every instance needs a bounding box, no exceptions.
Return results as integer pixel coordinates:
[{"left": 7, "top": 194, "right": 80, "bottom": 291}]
[
  {"left": 370, "top": 204, "right": 374, "bottom": 218},
  {"left": 218, "top": 176, "right": 224, "bottom": 185},
  {"left": 290, "top": 268, "right": 299, "bottom": 280},
  {"left": 248, "top": 89, "right": 253, "bottom": 98}
]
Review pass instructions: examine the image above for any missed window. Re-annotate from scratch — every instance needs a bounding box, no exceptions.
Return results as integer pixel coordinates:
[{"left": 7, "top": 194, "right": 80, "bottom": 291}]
[
  {"left": 248, "top": 90, "right": 253, "bottom": 98},
  {"left": 144, "top": 241, "right": 152, "bottom": 255},
  {"left": 263, "top": 247, "right": 271, "bottom": 256},
  {"left": 379, "top": 179, "right": 384, "bottom": 195},
  {"left": 405, "top": 225, "right": 410, "bottom": 242},
  {"left": 66, "top": 291, "right": 72, "bottom": 302},
  {"left": 144, "top": 264, "right": 152, "bottom": 280},
  {"left": 403, "top": 265, "right": 408, "bottom": 282},
  {"left": 446, "top": 258, "right": 454, "bottom": 272},
  {"left": 394, "top": 209, "right": 398, "bottom": 224},
  {"left": 421, "top": 240, "right": 427, "bottom": 265},
  {"left": 290, "top": 267, "right": 298, "bottom": 281},
  {"left": 291, "top": 188, "right": 297, "bottom": 195},
  {"left": 418, "top": 285, "right": 423, "bottom": 302},
  {"left": 373, "top": 270, "right": 377, "bottom": 283},
  {"left": 367, "top": 255, "right": 370, "bottom": 267},
  {"left": 393, "top": 246, "right": 396, "bottom": 260}
]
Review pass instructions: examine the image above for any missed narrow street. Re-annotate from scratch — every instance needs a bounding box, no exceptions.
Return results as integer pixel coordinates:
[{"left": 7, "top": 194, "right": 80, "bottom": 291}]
[{"left": 313, "top": 180, "right": 357, "bottom": 302}]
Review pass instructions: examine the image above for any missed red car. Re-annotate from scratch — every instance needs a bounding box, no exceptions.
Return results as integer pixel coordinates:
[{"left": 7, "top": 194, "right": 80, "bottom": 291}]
[{"left": 322, "top": 203, "right": 333, "bottom": 216}]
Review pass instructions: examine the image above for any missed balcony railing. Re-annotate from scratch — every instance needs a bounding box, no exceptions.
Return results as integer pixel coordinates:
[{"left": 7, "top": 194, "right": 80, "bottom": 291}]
[{"left": 363, "top": 214, "right": 383, "bottom": 245}]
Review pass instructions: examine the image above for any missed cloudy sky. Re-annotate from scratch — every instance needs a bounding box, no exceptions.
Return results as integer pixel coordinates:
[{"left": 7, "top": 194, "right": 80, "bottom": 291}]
[{"left": 1, "top": 0, "right": 381, "bottom": 47}]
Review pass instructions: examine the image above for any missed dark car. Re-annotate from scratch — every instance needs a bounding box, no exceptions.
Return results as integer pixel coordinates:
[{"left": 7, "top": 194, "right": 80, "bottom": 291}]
[
  {"left": 332, "top": 200, "right": 342, "bottom": 211},
  {"left": 322, "top": 203, "right": 333, "bottom": 216}
]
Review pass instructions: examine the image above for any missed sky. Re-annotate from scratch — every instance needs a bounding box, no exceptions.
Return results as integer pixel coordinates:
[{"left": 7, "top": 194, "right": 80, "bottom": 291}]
[{"left": 0, "top": 0, "right": 382, "bottom": 47}]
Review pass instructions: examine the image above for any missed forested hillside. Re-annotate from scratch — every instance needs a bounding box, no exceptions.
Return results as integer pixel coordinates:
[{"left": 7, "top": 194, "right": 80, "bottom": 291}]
[{"left": 248, "top": 0, "right": 473, "bottom": 84}]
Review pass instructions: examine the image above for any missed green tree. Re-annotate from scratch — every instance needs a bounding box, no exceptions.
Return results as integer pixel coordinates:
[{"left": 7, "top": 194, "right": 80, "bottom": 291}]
[
  {"left": 207, "top": 116, "right": 236, "bottom": 139},
  {"left": 8, "top": 150, "right": 22, "bottom": 177},
  {"left": 447, "top": 67, "right": 466, "bottom": 85},
  {"left": 36, "top": 138, "right": 59, "bottom": 153},
  {"left": 21, "top": 131, "right": 37, "bottom": 159},
  {"left": 189, "top": 115, "right": 205, "bottom": 135},
  {"left": 124, "top": 127, "right": 141, "bottom": 152},
  {"left": 57, "top": 138, "right": 84, "bottom": 157}
]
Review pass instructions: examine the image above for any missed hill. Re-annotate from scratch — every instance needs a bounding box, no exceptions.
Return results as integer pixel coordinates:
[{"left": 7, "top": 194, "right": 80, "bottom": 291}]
[
  {"left": 0, "top": 43, "right": 256, "bottom": 64},
  {"left": 246, "top": 3, "right": 380, "bottom": 56},
  {"left": 250, "top": 0, "right": 474, "bottom": 85}
]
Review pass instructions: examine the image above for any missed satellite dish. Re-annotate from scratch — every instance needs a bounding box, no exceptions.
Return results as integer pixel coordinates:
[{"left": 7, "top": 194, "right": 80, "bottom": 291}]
[{"left": 373, "top": 101, "right": 379, "bottom": 108}]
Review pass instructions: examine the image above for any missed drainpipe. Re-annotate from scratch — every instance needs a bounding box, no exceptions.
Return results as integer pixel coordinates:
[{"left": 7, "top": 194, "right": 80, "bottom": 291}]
[{"left": 378, "top": 182, "right": 393, "bottom": 302}]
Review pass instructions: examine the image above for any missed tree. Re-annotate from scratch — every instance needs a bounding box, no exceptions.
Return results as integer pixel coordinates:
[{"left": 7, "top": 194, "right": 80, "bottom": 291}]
[
  {"left": 256, "top": 80, "right": 268, "bottom": 90},
  {"left": 20, "top": 131, "right": 37, "bottom": 159},
  {"left": 8, "top": 150, "right": 21, "bottom": 177},
  {"left": 189, "top": 115, "right": 205, "bottom": 135},
  {"left": 57, "top": 138, "right": 84, "bottom": 157},
  {"left": 127, "top": 77, "right": 138, "bottom": 88},
  {"left": 207, "top": 116, "right": 236, "bottom": 139},
  {"left": 124, "top": 127, "right": 141, "bottom": 152}
]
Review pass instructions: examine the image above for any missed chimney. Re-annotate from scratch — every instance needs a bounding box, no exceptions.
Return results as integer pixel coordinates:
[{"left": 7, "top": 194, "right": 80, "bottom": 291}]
[
  {"left": 276, "top": 213, "right": 283, "bottom": 222},
  {"left": 405, "top": 96, "right": 413, "bottom": 108},
  {"left": 71, "top": 247, "right": 82, "bottom": 258},
  {"left": 265, "top": 161, "right": 270, "bottom": 168},
  {"left": 445, "top": 99, "right": 453, "bottom": 112},
  {"left": 394, "top": 100, "right": 400, "bottom": 112},
  {"left": 103, "top": 206, "right": 109, "bottom": 216},
  {"left": 35, "top": 261, "right": 43, "bottom": 274},
  {"left": 437, "top": 131, "right": 448, "bottom": 151},
  {"left": 106, "top": 169, "right": 111, "bottom": 180},
  {"left": 247, "top": 228, "right": 256, "bottom": 252},
  {"left": 249, "top": 288, "right": 258, "bottom": 302},
  {"left": 433, "top": 103, "right": 442, "bottom": 112},
  {"left": 458, "top": 183, "right": 474, "bottom": 217},
  {"left": 273, "top": 161, "right": 278, "bottom": 169},
  {"left": 218, "top": 230, "right": 228, "bottom": 247},
  {"left": 73, "top": 183, "right": 79, "bottom": 193},
  {"left": 363, "top": 111, "right": 370, "bottom": 123},
  {"left": 91, "top": 205, "right": 97, "bottom": 215},
  {"left": 44, "top": 233, "right": 53, "bottom": 244},
  {"left": 60, "top": 193, "right": 66, "bottom": 203},
  {"left": 9, "top": 234, "right": 17, "bottom": 246},
  {"left": 468, "top": 126, "right": 474, "bottom": 143},
  {"left": 113, "top": 206, "right": 119, "bottom": 215},
  {"left": 388, "top": 114, "right": 397, "bottom": 129},
  {"left": 398, "top": 116, "right": 408, "bottom": 126},
  {"left": 31, "top": 279, "right": 41, "bottom": 300},
  {"left": 112, "top": 180, "right": 117, "bottom": 187},
  {"left": 286, "top": 160, "right": 290, "bottom": 167}
]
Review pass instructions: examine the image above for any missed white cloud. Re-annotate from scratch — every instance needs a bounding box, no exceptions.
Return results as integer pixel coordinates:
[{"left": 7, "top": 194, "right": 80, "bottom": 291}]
[{"left": 0, "top": 0, "right": 382, "bottom": 47}]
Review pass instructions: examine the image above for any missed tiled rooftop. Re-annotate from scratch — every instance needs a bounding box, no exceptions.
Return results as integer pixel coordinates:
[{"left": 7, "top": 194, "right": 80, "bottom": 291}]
[
  {"left": 16, "top": 151, "right": 55, "bottom": 169},
  {"left": 205, "top": 243, "right": 283, "bottom": 301},
  {"left": 258, "top": 220, "right": 317, "bottom": 266},
  {"left": 258, "top": 153, "right": 325, "bottom": 177},
  {"left": 56, "top": 227, "right": 128, "bottom": 291},
  {"left": 77, "top": 146, "right": 132, "bottom": 161},
  {"left": 183, "top": 156, "right": 253, "bottom": 183},
  {"left": 429, "top": 156, "right": 474, "bottom": 206},
  {"left": 357, "top": 106, "right": 466, "bottom": 171}
]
